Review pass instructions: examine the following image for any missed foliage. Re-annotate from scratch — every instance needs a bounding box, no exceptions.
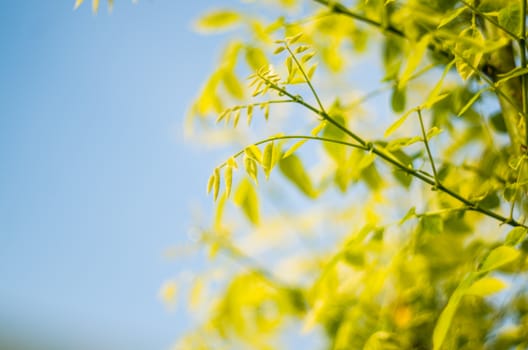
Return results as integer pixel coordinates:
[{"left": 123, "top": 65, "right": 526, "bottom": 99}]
[
  {"left": 175, "top": 0, "right": 528, "bottom": 349},
  {"left": 186, "top": 0, "right": 528, "bottom": 349}
]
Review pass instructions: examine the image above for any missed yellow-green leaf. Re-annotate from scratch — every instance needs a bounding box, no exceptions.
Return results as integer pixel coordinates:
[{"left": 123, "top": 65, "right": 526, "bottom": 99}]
[
  {"left": 283, "top": 140, "right": 307, "bottom": 159},
  {"left": 384, "top": 108, "right": 416, "bottom": 137},
  {"left": 458, "top": 88, "right": 487, "bottom": 117},
  {"left": 433, "top": 275, "right": 475, "bottom": 350},
  {"left": 213, "top": 168, "right": 221, "bottom": 201},
  {"left": 245, "top": 46, "right": 268, "bottom": 71},
  {"left": 225, "top": 166, "right": 233, "bottom": 197},
  {"left": 195, "top": 10, "right": 241, "bottom": 32},
  {"left": 479, "top": 245, "right": 520, "bottom": 272},
  {"left": 244, "top": 145, "right": 262, "bottom": 163},
  {"left": 234, "top": 179, "right": 260, "bottom": 225},
  {"left": 466, "top": 277, "right": 507, "bottom": 297},
  {"left": 505, "top": 227, "right": 527, "bottom": 246},
  {"left": 262, "top": 142, "right": 274, "bottom": 178},
  {"left": 244, "top": 156, "right": 258, "bottom": 184},
  {"left": 279, "top": 154, "right": 317, "bottom": 198},
  {"left": 398, "top": 34, "right": 430, "bottom": 88}
]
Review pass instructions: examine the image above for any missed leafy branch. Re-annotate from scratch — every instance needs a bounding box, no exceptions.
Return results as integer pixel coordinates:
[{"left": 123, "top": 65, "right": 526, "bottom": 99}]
[{"left": 248, "top": 53, "right": 526, "bottom": 228}]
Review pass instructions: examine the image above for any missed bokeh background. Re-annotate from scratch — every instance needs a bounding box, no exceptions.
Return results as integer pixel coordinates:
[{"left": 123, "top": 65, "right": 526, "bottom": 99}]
[{"left": 0, "top": 1, "right": 239, "bottom": 348}]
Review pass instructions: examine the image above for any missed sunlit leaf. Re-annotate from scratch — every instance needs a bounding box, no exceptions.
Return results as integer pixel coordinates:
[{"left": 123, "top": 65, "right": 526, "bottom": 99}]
[
  {"left": 398, "top": 34, "right": 430, "bottom": 88},
  {"left": 466, "top": 277, "right": 507, "bottom": 297},
  {"left": 195, "top": 10, "right": 241, "bottom": 32},
  {"left": 505, "top": 227, "right": 527, "bottom": 246},
  {"left": 479, "top": 245, "right": 520, "bottom": 272},
  {"left": 234, "top": 179, "right": 260, "bottom": 224},
  {"left": 279, "top": 154, "right": 317, "bottom": 198}
]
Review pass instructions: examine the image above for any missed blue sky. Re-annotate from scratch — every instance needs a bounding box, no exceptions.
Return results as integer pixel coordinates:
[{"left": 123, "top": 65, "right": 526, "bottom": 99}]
[{"left": 0, "top": 1, "right": 237, "bottom": 348}]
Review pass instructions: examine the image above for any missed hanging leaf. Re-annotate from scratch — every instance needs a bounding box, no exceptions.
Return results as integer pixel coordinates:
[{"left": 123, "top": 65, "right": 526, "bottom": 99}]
[
  {"left": 384, "top": 108, "right": 416, "bottom": 137},
  {"left": 279, "top": 154, "right": 317, "bottom": 198},
  {"left": 433, "top": 275, "right": 475, "bottom": 350},
  {"left": 233, "top": 179, "right": 260, "bottom": 225},
  {"left": 398, "top": 34, "right": 430, "bottom": 88},
  {"left": 262, "top": 142, "right": 274, "bottom": 179},
  {"left": 213, "top": 168, "right": 221, "bottom": 201},
  {"left": 244, "top": 156, "right": 258, "bottom": 184},
  {"left": 391, "top": 84, "right": 406, "bottom": 113},
  {"left": 225, "top": 165, "right": 233, "bottom": 197},
  {"left": 244, "top": 145, "right": 263, "bottom": 163}
]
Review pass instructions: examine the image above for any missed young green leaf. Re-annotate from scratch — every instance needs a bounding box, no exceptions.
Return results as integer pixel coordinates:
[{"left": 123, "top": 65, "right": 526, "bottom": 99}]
[
  {"left": 195, "top": 10, "right": 241, "bottom": 32},
  {"left": 213, "top": 168, "right": 221, "bottom": 201},
  {"left": 438, "top": 6, "right": 466, "bottom": 28},
  {"left": 458, "top": 88, "right": 487, "bottom": 117},
  {"left": 505, "top": 227, "right": 527, "bottom": 246},
  {"left": 262, "top": 142, "right": 274, "bottom": 179},
  {"left": 479, "top": 245, "right": 520, "bottom": 272},
  {"left": 384, "top": 108, "right": 416, "bottom": 137},
  {"left": 225, "top": 165, "right": 233, "bottom": 197},
  {"left": 279, "top": 154, "right": 317, "bottom": 198},
  {"left": 244, "top": 155, "right": 258, "bottom": 184},
  {"left": 233, "top": 178, "right": 260, "bottom": 225},
  {"left": 465, "top": 277, "right": 507, "bottom": 297},
  {"left": 398, "top": 34, "right": 430, "bottom": 88},
  {"left": 283, "top": 140, "right": 307, "bottom": 159},
  {"left": 433, "top": 275, "right": 475, "bottom": 350},
  {"left": 244, "top": 145, "right": 262, "bottom": 163}
]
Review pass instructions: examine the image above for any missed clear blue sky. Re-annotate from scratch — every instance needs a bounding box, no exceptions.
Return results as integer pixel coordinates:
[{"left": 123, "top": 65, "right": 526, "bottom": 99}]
[{"left": 0, "top": 1, "right": 237, "bottom": 349}]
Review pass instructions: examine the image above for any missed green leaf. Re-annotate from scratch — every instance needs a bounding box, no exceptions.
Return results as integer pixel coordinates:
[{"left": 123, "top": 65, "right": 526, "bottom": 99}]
[
  {"left": 399, "top": 206, "right": 416, "bottom": 225},
  {"left": 225, "top": 166, "right": 233, "bottom": 197},
  {"left": 234, "top": 179, "right": 260, "bottom": 225},
  {"left": 458, "top": 88, "right": 487, "bottom": 117},
  {"left": 244, "top": 156, "right": 258, "bottom": 184},
  {"left": 245, "top": 46, "right": 268, "bottom": 71},
  {"left": 195, "top": 10, "right": 241, "bottom": 32},
  {"left": 505, "top": 227, "right": 527, "bottom": 246},
  {"left": 279, "top": 154, "right": 317, "bottom": 198},
  {"left": 438, "top": 6, "right": 467, "bottom": 28},
  {"left": 283, "top": 140, "right": 307, "bottom": 159},
  {"left": 391, "top": 85, "right": 406, "bottom": 113},
  {"left": 433, "top": 275, "right": 475, "bottom": 350},
  {"left": 244, "top": 145, "right": 262, "bottom": 163},
  {"left": 262, "top": 142, "right": 274, "bottom": 179},
  {"left": 213, "top": 168, "right": 221, "bottom": 201},
  {"left": 466, "top": 277, "right": 507, "bottom": 297},
  {"left": 222, "top": 71, "right": 244, "bottom": 99},
  {"left": 498, "top": 3, "right": 521, "bottom": 36},
  {"left": 384, "top": 108, "right": 416, "bottom": 137},
  {"left": 398, "top": 34, "right": 430, "bottom": 88},
  {"left": 479, "top": 245, "right": 520, "bottom": 272}
]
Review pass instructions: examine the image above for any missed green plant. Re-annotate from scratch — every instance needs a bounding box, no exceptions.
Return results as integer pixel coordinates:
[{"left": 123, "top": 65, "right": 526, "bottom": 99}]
[{"left": 91, "top": 0, "right": 528, "bottom": 348}]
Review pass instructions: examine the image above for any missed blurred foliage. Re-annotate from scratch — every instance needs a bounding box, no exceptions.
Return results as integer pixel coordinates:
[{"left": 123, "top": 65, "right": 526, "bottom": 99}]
[
  {"left": 176, "top": 0, "right": 528, "bottom": 349},
  {"left": 69, "top": 0, "right": 528, "bottom": 348}
]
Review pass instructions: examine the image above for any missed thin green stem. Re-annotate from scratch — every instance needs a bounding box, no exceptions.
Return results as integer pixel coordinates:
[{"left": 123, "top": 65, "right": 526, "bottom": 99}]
[
  {"left": 417, "top": 109, "right": 439, "bottom": 183},
  {"left": 257, "top": 72, "right": 527, "bottom": 228},
  {"left": 217, "top": 135, "right": 367, "bottom": 169},
  {"left": 285, "top": 44, "right": 326, "bottom": 114}
]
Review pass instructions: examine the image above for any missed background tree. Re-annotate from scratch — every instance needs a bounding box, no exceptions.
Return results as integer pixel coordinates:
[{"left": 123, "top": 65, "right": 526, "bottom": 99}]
[
  {"left": 83, "top": 0, "right": 528, "bottom": 348},
  {"left": 180, "top": 0, "right": 528, "bottom": 349}
]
